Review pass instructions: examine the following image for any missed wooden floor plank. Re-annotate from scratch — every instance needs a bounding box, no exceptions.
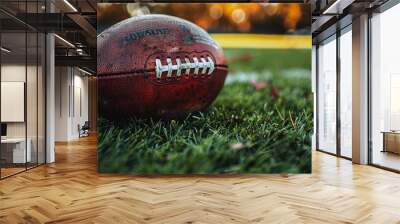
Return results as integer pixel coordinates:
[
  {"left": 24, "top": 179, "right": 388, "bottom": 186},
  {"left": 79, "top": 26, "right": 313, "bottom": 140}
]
[{"left": 0, "top": 135, "right": 400, "bottom": 223}]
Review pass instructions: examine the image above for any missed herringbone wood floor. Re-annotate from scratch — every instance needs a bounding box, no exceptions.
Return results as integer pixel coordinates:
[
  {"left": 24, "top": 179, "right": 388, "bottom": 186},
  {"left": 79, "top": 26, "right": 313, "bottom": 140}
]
[{"left": 1, "top": 135, "right": 400, "bottom": 224}]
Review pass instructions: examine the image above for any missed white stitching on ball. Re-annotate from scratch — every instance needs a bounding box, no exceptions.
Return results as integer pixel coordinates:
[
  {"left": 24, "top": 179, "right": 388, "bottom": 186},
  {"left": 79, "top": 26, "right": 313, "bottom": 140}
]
[{"left": 155, "top": 56, "right": 215, "bottom": 79}]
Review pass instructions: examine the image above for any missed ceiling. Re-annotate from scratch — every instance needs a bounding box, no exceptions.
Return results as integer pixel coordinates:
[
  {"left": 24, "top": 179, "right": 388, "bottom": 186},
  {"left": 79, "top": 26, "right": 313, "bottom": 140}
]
[
  {"left": 0, "top": 0, "right": 96, "bottom": 72},
  {"left": 308, "top": 0, "right": 390, "bottom": 42}
]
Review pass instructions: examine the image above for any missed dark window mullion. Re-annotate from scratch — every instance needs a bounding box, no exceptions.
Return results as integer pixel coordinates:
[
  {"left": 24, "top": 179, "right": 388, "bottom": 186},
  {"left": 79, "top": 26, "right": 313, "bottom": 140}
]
[
  {"left": 36, "top": 0, "right": 39, "bottom": 167},
  {"left": 25, "top": 0, "right": 28, "bottom": 171},
  {"left": 0, "top": 18, "right": 2, "bottom": 179},
  {"left": 367, "top": 11, "right": 373, "bottom": 165},
  {"left": 316, "top": 44, "right": 320, "bottom": 151},
  {"left": 336, "top": 29, "right": 341, "bottom": 157}
]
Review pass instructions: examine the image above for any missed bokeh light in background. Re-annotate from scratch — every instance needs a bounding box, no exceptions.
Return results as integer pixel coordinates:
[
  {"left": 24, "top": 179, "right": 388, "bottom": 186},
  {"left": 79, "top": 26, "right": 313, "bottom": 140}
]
[{"left": 97, "top": 3, "right": 310, "bottom": 35}]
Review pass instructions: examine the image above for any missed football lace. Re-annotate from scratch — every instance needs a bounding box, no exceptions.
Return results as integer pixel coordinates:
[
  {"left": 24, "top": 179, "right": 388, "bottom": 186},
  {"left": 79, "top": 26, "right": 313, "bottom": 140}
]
[{"left": 155, "top": 56, "right": 215, "bottom": 79}]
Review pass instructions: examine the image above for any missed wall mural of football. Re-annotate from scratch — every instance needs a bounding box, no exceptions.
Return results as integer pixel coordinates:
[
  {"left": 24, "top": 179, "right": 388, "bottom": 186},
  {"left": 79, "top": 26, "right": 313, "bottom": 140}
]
[{"left": 97, "top": 3, "right": 312, "bottom": 174}]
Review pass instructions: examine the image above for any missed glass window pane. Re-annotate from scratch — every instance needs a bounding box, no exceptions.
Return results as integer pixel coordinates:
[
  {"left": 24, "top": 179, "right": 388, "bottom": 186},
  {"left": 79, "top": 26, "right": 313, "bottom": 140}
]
[
  {"left": 1, "top": 31, "right": 27, "bottom": 177},
  {"left": 1, "top": 0, "right": 46, "bottom": 179},
  {"left": 27, "top": 31, "right": 38, "bottom": 169},
  {"left": 340, "top": 29, "right": 352, "bottom": 158},
  {"left": 317, "top": 37, "right": 337, "bottom": 154},
  {"left": 38, "top": 32, "right": 45, "bottom": 165},
  {"left": 371, "top": 4, "right": 400, "bottom": 171}
]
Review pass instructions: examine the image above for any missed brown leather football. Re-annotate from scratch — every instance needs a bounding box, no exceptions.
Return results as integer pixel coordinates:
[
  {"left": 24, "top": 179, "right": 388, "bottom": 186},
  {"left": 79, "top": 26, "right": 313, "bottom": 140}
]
[{"left": 97, "top": 14, "right": 228, "bottom": 119}]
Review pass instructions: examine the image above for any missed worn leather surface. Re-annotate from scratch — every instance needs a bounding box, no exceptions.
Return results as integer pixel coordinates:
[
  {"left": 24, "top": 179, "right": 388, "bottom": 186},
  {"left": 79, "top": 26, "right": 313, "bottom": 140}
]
[{"left": 98, "top": 15, "right": 228, "bottom": 119}]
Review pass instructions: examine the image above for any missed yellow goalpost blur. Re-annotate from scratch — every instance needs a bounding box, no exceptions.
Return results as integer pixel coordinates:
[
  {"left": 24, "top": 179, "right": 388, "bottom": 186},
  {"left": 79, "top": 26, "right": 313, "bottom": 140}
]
[{"left": 211, "top": 34, "right": 311, "bottom": 49}]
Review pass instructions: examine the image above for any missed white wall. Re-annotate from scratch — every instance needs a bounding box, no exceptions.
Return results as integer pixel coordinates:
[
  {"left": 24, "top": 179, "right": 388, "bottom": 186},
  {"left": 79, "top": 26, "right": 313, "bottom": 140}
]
[
  {"left": 1, "top": 65, "right": 26, "bottom": 139},
  {"left": 55, "top": 67, "right": 89, "bottom": 141},
  {"left": 72, "top": 70, "right": 89, "bottom": 136},
  {"left": 1, "top": 64, "right": 41, "bottom": 138},
  {"left": 55, "top": 66, "right": 70, "bottom": 141},
  {"left": 1, "top": 64, "right": 25, "bottom": 81}
]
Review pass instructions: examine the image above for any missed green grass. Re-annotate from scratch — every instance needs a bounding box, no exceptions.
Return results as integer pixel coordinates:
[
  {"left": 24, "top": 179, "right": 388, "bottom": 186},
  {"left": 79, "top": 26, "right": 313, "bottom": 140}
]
[
  {"left": 97, "top": 49, "right": 312, "bottom": 174},
  {"left": 224, "top": 48, "right": 311, "bottom": 73}
]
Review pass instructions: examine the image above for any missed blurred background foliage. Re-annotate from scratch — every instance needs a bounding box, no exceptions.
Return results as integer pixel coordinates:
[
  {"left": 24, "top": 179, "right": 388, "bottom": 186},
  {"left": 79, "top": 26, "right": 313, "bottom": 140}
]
[{"left": 97, "top": 3, "right": 310, "bottom": 34}]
